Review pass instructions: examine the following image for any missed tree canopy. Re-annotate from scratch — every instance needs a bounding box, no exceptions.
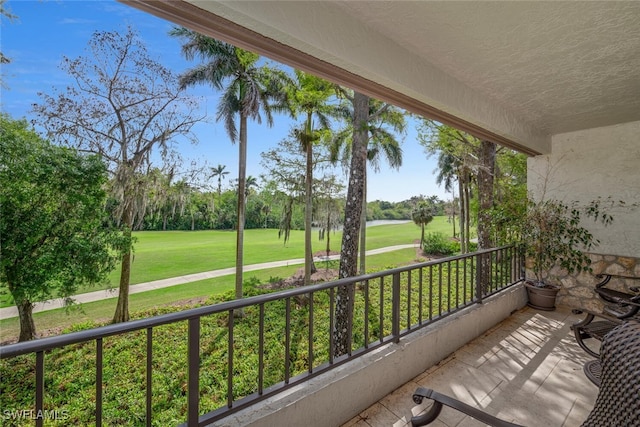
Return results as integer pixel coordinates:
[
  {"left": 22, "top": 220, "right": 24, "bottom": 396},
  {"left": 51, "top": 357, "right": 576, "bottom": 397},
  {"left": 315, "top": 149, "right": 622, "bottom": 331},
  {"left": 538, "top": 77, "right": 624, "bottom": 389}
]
[{"left": 0, "top": 115, "right": 122, "bottom": 341}]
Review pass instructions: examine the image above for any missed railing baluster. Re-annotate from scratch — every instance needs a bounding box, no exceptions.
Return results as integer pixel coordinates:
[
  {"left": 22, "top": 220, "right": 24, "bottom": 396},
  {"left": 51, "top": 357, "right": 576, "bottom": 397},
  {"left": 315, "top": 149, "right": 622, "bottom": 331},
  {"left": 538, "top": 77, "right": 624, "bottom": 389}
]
[
  {"left": 285, "top": 298, "right": 291, "bottom": 383},
  {"left": 491, "top": 252, "right": 496, "bottom": 292},
  {"left": 438, "top": 263, "right": 443, "bottom": 316},
  {"left": 227, "top": 311, "right": 234, "bottom": 409},
  {"left": 463, "top": 257, "right": 468, "bottom": 304},
  {"left": 474, "top": 254, "right": 482, "bottom": 303},
  {"left": 308, "top": 292, "right": 314, "bottom": 374},
  {"left": 347, "top": 285, "right": 354, "bottom": 357},
  {"left": 447, "top": 261, "right": 452, "bottom": 312},
  {"left": 146, "top": 328, "right": 152, "bottom": 427},
  {"left": 329, "top": 288, "right": 334, "bottom": 364},
  {"left": 379, "top": 277, "right": 384, "bottom": 343},
  {"left": 188, "top": 317, "right": 200, "bottom": 425},
  {"left": 35, "top": 351, "right": 44, "bottom": 427},
  {"left": 258, "top": 304, "right": 265, "bottom": 395},
  {"left": 418, "top": 267, "right": 423, "bottom": 324},
  {"left": 455, "top": 259, "right": 460, "bottom": 308},
  {"left": 392, "top": 273, "right": 400, "bottom": 343},
  {"left": 364, "top": 280, "right": 370, "bottom": 348},
  {"left": 96, "top": 339, "right": 102, "bottom": 427},
  {"left": 428, "top": 266, "right": 433, "bottom": 321},
  {"left": 406, "top": 271, "right": 412, "bottom": 330}
]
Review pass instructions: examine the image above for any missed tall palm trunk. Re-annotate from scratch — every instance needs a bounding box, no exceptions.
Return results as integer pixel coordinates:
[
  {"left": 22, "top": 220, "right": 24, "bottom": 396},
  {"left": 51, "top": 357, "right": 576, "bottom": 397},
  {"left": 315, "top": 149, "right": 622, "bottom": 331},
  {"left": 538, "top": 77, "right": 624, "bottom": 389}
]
[
  {"left": 235, "top": 113, "right": 248, "bottom": 312},
  {"left": 458, "top": 177, "right": 466, "bottom": 253},
  {"left": 334, "top": 92, "right": 368, "bottom": 357},
  {"left": 304, "top": 114, "right": 316, "bottom": 285},
  {"left": 477, "top": 140, "right": 496, "bottom": 292},
  {"left": 359, "top": 167, "right": 367, "bottom": 275},
  {"left": 477, "top": 140, "right": 496, "bottom": 249},
  {"left": 450, "top": 193, "right": 457, "bottom": 238}
]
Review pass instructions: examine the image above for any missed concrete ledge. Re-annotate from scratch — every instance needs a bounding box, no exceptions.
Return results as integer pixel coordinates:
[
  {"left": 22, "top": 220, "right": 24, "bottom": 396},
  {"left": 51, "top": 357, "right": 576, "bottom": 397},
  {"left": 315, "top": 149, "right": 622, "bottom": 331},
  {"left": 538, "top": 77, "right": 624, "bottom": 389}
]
[{"left": 214, "top": 282, "right": 527, "bottom": 427}]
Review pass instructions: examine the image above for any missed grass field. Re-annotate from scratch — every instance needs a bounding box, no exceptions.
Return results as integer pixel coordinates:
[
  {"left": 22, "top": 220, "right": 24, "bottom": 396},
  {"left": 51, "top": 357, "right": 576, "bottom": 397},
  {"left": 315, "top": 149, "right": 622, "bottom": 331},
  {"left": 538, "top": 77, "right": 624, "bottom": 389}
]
[{"left": 0, "top": 218, "right": 458, "bottom": 342}]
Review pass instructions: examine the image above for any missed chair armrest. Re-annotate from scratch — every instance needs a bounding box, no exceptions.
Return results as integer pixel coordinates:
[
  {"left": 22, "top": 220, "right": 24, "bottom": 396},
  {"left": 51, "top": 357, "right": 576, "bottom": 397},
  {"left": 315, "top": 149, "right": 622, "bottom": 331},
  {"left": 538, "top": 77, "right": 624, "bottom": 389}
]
[{"left": 411, "top": 387, "right": 525, "bottom": 427}]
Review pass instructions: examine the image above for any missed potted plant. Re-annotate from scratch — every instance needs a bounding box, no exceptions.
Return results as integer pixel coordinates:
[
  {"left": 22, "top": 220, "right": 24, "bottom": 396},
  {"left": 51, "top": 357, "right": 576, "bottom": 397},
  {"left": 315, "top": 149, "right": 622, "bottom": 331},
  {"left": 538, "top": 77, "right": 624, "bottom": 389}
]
[{"left": 518, "top": 197, "right": 613, "bottom": 310}]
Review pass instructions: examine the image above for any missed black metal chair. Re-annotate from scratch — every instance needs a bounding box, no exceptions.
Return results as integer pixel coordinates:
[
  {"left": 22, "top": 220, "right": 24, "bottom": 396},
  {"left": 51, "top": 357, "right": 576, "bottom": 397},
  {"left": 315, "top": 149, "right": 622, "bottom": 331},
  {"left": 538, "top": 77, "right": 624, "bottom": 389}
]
[
  {"left": 410, "top": 320, "right": 640, "bottom": 427},
  {"left": 571, "top": 274, "right": 639, "bottom": 358}
]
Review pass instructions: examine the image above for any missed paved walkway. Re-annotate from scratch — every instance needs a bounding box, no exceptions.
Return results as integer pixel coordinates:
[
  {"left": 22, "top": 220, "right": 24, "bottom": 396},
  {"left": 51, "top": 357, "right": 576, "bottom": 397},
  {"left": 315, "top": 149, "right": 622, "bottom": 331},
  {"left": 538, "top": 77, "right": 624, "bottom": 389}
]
[{"left": 0, "top": 244, "right": 416, "bottom": 320}]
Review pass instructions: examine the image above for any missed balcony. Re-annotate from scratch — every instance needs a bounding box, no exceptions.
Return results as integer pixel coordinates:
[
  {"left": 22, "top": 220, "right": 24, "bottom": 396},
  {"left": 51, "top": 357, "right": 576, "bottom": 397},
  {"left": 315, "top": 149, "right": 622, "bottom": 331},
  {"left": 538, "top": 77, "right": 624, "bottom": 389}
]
[
  {"left": 1, "top": 246, "right": 533, "bottom": 426},
  {"left": 342, "top": 307, "right": 598, "bottom": 427}
]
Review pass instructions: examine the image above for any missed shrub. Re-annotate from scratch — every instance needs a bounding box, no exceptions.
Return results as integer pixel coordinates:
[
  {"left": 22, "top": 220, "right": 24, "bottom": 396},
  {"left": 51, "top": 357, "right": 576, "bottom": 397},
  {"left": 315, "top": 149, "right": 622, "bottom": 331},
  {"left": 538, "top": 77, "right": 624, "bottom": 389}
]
[{"left": 421, "top": 232, "right": 457, "bottom": 256}]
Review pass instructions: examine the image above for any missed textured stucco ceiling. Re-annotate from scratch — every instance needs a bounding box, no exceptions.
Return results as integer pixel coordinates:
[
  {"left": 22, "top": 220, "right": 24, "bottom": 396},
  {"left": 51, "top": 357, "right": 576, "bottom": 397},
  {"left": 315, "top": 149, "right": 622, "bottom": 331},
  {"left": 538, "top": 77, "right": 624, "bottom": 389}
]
[
  {"left": 332, "top": 1, "right": 640, "bottom": 135},
  {"left": 175, "top": 0, "right": 640, "bottom": 154}
]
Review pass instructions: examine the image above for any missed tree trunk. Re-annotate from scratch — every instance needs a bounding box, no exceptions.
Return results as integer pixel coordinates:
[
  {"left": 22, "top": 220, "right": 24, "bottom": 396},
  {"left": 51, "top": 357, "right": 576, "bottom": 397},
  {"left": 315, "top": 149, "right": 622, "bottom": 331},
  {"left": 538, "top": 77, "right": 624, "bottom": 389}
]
[
  {"left": 235, "top": 114, "right": 247, "bottom": 316},
  {"left": 359, "top": 167, "right": 367, "bottom": 275},
  {"left": 458, "top": 177, "right": 466, "bottom": 253},
  {"left": 304, "top": 114, "right": 316, "bottom": 285},
  {"left": 334, "top": 92, "right": 368, "bottom": 358},
  {"left": 477, "top": 140, "right": 496, "bottom": 250},
  {"left": 451, "top": 195, "right": 457, "bottom": 238},
  {"left": 325, "top": 205, "right": 331, "bottom": 259},
  {"left": 113, "top": 209, "right": 133, "bottom": 323},
  {"left": 420, "top": 224, "right": 425, "bottom": 248},
  {"left": 17, "top": 299, "right": 36, "bottom": 342},
  {"left": 477, "top": 140, "right": 496, "bottom": 291},
  {"left": 464, "top": 175, "right": 471, "bottom": 253}
]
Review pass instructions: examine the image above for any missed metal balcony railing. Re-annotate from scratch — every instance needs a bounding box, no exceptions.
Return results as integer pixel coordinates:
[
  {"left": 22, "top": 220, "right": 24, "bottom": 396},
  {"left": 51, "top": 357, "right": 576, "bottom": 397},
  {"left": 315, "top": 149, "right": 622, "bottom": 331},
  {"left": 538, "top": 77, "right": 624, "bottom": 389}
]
[{"left": 0, "top": 245, "right": 523, "bottom": 426}]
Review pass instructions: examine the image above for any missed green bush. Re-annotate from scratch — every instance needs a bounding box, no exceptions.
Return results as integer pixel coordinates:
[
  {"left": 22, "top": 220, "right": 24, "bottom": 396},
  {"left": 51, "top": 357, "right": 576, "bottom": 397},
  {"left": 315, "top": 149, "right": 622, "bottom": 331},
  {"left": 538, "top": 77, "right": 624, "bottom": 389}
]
[{"left": 421, "top": 232, "right": 457, "bottom": 256}]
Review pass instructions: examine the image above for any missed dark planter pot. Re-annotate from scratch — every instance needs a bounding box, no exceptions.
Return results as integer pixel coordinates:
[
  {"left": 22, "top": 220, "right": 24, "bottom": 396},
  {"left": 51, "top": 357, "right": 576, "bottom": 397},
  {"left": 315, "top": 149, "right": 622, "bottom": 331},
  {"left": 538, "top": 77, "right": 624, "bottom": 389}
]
[{"left": 524, "top": 280, "right": 560, "bottom": 311}]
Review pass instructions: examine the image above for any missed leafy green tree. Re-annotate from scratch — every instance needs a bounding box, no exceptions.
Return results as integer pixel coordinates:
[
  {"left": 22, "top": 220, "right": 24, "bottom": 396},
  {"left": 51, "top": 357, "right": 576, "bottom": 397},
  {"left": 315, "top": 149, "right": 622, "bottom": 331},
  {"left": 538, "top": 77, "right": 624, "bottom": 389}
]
[
  {"left": 412, "top": 201, "right": 435, "bottom": 248},
  {"left": 260, "top": 129, "right": 333, "bottom": 244},
  {"left": 170, "top": 27, "right": 291, "bottom": 305},
  {"left": 0, "top": 115, "right": 121, "bottom": 341},
  {"left": 419, "top": 122, "right": 478, "bottom": 253},
  {"left": 287, "top": 70, "right": 341, "bottom": 284}
]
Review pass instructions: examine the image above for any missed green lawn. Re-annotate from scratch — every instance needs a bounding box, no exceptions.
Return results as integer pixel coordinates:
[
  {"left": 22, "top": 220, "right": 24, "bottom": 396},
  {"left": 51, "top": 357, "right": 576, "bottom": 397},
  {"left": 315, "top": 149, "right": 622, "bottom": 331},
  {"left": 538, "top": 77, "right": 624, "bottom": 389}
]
[
  {"left": 0, "top": 249, "right": 421, "bottom": 342},
  {"left": 0, "top": 217, "right": 460, "bottom": 328},
  {"left": 2, "top": 219, "right": 454, "bottom": 307}
]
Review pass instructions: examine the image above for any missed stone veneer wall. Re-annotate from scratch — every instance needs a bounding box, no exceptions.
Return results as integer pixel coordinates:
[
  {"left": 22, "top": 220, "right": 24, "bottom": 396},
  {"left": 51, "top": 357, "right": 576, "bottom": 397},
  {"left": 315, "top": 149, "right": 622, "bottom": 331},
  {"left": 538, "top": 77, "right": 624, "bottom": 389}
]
[{"left": 546, "top": 253, "right": 640, "bottom": 312}]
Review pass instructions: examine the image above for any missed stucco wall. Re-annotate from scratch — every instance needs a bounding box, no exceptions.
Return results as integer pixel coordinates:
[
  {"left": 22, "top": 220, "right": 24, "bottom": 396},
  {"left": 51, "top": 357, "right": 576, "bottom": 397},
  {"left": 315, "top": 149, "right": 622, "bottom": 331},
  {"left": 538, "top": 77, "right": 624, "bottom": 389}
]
[{"left": 527, "top": 120, "right": 640, "bottom": 258}]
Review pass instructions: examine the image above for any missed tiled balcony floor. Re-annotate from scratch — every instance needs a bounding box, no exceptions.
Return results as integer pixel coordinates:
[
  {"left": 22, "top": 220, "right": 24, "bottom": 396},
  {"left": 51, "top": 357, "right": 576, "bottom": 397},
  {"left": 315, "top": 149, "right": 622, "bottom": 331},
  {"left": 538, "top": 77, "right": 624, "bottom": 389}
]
[{"left": 343, "top": 307, "right": 599, "bottom": 427}]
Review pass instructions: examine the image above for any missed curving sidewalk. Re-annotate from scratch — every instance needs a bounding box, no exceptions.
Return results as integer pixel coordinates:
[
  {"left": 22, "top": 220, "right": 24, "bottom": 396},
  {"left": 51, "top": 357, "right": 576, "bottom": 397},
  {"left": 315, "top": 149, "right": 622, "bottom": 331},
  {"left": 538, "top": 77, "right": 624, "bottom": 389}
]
[{"left": 0, "top": 244, "right": 416, "bottom": 320}]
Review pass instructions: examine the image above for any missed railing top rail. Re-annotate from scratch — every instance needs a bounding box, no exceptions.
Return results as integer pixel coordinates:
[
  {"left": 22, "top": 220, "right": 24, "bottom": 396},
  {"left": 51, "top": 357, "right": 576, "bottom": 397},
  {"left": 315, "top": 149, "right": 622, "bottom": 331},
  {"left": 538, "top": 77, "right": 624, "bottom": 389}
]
[{"left": 0, "top": 245, "right": 514, "bottom": 359}]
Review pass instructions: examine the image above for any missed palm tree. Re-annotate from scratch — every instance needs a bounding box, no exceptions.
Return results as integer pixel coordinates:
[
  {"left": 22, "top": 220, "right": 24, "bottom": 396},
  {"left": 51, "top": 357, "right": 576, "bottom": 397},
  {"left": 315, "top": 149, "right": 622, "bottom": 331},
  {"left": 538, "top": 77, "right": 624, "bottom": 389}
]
[
  {"left": 420, "top": 123, "right": 477, "bottom": 253},
  {"left": 435, "top": 150, "right": 458, "bottom": 238},
  {"left": 412, "top": 201, "right": 435, "bottom": 248},
  {"left": 287, "top": 70, "right": 340, "bottom": 285},
  {"left": 170, "top": 28, "right": 291, "bottom": 304},
  {"left": 334, "top": 91, "right": 370, "bottom": 357},
  {"left": 330, "top": 95, "right": 405, "bottom": 274},
  {"left": 245, "top": 175, "right": 259, "bottom": 199},
  {"left": 210, "top": 164, "right": 229, "bottom": 200}
]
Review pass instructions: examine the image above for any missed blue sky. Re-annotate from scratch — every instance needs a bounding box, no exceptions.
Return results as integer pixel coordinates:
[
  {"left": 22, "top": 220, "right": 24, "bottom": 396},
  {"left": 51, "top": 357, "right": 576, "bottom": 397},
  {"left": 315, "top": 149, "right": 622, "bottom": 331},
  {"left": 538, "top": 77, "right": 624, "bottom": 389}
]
[{"left": 1, "top": 0, "right": 449, "bottom": 202}]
